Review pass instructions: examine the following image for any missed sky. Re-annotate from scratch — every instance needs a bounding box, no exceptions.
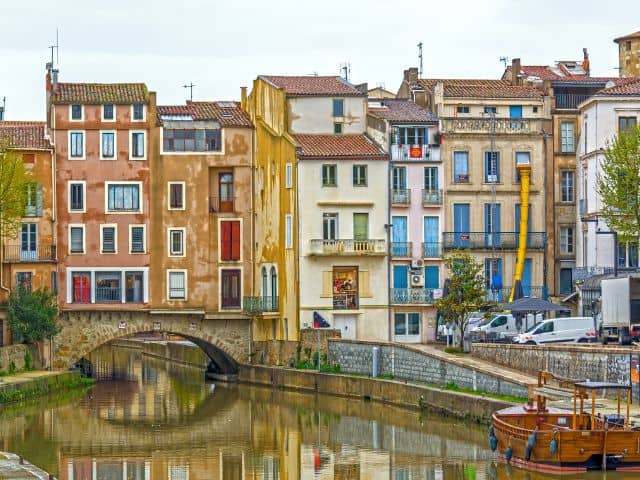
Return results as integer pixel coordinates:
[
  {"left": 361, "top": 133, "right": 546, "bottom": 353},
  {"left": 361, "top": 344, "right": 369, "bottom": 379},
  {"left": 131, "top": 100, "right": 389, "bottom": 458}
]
[{"left": 1, "top": 0, "right": 639, "bottom": 120}]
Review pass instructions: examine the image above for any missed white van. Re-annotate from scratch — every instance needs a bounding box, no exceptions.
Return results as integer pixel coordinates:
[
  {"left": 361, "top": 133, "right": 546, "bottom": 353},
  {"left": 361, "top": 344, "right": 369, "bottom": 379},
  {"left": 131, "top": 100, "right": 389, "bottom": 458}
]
[
  {"left": 512, "top": 317, "right": 596, "bottom": 345},
  {"left": 471, "top": 314, "right": 517, "bottom": 339}
]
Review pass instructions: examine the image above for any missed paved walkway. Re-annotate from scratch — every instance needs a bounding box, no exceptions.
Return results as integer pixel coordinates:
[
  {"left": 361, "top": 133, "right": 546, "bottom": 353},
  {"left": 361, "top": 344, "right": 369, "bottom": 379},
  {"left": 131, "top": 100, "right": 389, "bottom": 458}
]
[
  {"left": 0, "top": 452, "right": 55, "bottom": 479},
  {"left": 0, "top": 370, "right": 66, "bottom": 386}
]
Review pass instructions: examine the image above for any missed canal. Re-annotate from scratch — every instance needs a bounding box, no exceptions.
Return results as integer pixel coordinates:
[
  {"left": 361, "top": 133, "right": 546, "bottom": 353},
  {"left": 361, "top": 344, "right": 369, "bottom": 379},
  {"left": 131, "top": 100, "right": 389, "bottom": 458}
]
[{"left": 0, "top": 343, "right": 630, "bottom": 479}]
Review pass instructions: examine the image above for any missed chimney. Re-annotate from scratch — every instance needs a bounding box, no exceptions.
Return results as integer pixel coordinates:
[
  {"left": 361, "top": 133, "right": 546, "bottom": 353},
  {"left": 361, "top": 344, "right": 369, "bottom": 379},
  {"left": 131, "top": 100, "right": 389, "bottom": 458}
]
[
  {"left": 354, "top": 82, "right": 368, "bottom": 95},
  {"left": 582, "top": 48, "right": 590, "bottom": 77},
  {"left": 52, "top": 69, "right": 59, "bottom": 92},
  {"left": 240, "top": 86, "right": 247, "bottom": 111},
  {"left": 405, "top": 67, "right": 419, "bottom": 85},
  {"left": 511, "top": 58, "right": 522, "bottom": 86},
  {"left": 45, "top": 62, "right": 52, "bottom": 93}
]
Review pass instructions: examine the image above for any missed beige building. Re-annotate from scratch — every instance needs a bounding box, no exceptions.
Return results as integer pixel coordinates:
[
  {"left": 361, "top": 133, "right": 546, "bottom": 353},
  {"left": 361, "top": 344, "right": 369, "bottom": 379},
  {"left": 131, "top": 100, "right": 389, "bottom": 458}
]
[{"left": 615, "top": 30, "right": 640, "bottom": 78}]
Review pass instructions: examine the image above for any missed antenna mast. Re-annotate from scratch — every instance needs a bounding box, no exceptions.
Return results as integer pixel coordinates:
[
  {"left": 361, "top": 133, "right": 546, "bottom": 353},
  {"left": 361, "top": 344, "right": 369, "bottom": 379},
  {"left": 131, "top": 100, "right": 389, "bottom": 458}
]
[
  {"left": 49, "top": 28, "right": 60, "bottom": 69},
  {"left": 500, "top": 56, "right": 509, "bottom": 71},
  {"left": 0, "top": 97, "right": 5, "bottom": 121},
  {"left": 183, "top": 83, "right": 195, "bottom": 102},
  {"left": 340, "top": 62, "right": 351, "bottom": 82},
  {"left": 418, "top": 42, "right": 423, "bottom": 77}
]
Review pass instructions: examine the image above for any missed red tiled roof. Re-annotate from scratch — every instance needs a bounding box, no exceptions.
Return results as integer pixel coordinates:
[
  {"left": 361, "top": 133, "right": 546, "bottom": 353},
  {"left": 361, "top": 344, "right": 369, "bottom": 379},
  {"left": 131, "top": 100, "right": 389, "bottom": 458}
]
[
  {"left": 417, "top": 78, "right": 544, "bottom": 99},
  {"left": 594, "top": 79, "right": 640, "bottom": 96},
  {"left": 260, "top": 75, "right": 364, "bottom": 96},
  {"left": 0, "top": 121, "right": 51, "bottom": 150},
  {"left": 614, "top": 31, "right": 640, "bottom": 43},
  {"left": 157, "top": 101, "right": 253, "bottom": 128},
  {"left": 368, "top": 99, "right": 437, "bottom": 122},
  {"left": 521, "top": 66, "right": 564, "bottom": 80},
  {"left": 294, "top": 134, "right": 385, "bottom": 159},
  {"left": 51, "top": 83, "right": 149, "bottom": 104}
]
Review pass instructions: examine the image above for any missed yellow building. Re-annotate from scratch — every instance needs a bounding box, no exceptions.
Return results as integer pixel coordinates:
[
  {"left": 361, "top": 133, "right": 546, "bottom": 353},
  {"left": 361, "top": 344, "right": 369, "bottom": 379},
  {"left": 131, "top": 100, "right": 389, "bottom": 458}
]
[{"left": 615, "top": 30, "right": 640, "bottom": 78}]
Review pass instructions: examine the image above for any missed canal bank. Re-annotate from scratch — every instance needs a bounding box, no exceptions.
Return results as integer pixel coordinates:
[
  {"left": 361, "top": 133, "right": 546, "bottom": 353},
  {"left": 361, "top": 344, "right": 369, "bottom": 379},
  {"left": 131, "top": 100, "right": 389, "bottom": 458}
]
[
  {"left": 0, "top": 370, "right": 91, "bottom": 404},
  {"left": 0, "top": 452, "right": 56, "bottom": 480}
]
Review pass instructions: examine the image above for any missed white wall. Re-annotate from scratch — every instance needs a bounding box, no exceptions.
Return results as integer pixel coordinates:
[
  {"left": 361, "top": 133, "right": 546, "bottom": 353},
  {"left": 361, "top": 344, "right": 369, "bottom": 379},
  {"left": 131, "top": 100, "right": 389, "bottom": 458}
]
[{"left": 288, "top": 96, "right": 367, "bottom": 134}]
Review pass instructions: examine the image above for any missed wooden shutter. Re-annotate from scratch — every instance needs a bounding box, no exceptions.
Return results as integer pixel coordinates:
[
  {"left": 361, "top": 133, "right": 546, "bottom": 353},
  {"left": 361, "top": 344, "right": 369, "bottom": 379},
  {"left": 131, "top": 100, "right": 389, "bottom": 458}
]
[
  {"left": 321, "top": 271, "right": 332, "bottom": 297},
  {"left": 220, "top": 221, "right": 231, "bottom": 260},
  {"left": 231, "top": 221, "right": 241, "bottom": 260},
  {"left": 359, "top": 270, "right": 371, "bottom": 298}
]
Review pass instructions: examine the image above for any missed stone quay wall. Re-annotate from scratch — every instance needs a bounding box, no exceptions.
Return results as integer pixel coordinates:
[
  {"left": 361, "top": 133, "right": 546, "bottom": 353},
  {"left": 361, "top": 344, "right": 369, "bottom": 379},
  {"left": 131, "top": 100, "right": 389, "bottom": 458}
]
[
  {"left": 252, "top": 328, "right": 341, "bottom": 366},
  {"left": 328, "top": 339, "right": 530, "bottom": 399},
  {"left": 0, "top": 344, "right": 41, "bottom": 371}
]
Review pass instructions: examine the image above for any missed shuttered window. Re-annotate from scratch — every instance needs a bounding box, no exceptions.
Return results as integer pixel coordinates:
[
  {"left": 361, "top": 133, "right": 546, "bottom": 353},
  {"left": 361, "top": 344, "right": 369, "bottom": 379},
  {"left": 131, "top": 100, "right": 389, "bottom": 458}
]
[
  {"left": 101, "top": 226, "right": 116, "bottom": 253},
  {"left": 168, "top": 271, "right": 186, "bottom": 300},
  {"left": 70, "top": 226, "right": 84, "bottom": 253},
  {"left": 169, "top": 229, "right": 184, "bottom": 256},
  {"left": 131, "top": 226, "right": 145, "bottom": 253},
  {"left": 69, "top": 182, "right": 84, "bottom": 211},
  {"left": 169, "top": 183, "right": 184, "bottom": 209},
  {"left": 220, "top": 221, "right": 241, "bottom": 261}
]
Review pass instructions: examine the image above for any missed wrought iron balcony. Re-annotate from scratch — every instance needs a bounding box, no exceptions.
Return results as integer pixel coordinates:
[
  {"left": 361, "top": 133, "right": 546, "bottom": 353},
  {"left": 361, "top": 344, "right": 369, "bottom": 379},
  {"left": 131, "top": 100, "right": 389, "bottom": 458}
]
[
  {"left": 309, "top": 239, "right": 386, "bottom": 256},
  {"left": 422, "top": 189, "right": 443, "bottom": 205},
  {"left": 95, "top": 286, "right": 121, "bottom": 303},
  {"left": 391, "top": 189, "right": 411, "bottom": 205},
  {"left": 440, "top": 117, "right": 543, "bottom": 135},
  {"left": 209, "top": 196, "right": 236, "bottom": 213},
  {"left": 391, "top": 144, "right": 440, "bottom": 161},
  {"left": 572, "top": 266, "right": 640, "bottom": 282},
  {"left": 422, "top": 242, "right": 442, "bottom": 258},
  {"left": 2, "top": 245, "right": 57, "bottom": 262},
  {"left": 243, "top": 296, "right": 279, "bottom": 313},
  {"left": 484, "top": 286, "right": 548, "bottom": 302},
  {"left": 390, "top": 242, "right": 412, "bottom": 257},
  {"left": 333, "top": 292, "right": 358, "bottom": 310},
  {"left": 390, "top": 288, "right": 438, "bottom": 305},
  {"left": 442, "top": 232, "right": 546, "bottom": 250}
]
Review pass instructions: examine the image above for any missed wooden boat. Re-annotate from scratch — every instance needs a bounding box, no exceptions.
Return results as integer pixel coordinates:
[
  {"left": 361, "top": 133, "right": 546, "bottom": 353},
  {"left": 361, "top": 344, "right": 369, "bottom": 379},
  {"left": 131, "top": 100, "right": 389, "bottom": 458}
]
[{"left": 491, "top": 371, "right": 640, "bottom": 473}]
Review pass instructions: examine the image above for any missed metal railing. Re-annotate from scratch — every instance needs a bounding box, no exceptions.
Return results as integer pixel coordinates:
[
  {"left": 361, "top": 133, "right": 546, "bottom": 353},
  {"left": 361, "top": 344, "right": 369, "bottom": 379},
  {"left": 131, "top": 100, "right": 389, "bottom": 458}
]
[
  {"left": 209, "top": 196, "right": 236, "bottom": 213},
  {"left": 391, "top": 144, "right": 441, "bottom": 161},
  {"left": 95, "top": 286, "right": 121, "bottom": 303},
  {"left": 243, "top": 296, "right": 279, "bottom": 313},
  {"left": 390, "top": 288, "right": 437, "bottom": 304},
  {"left": 442, "top": 232, "right": 546, "bottom": 250},
  {"left": 441, "top": 117, "right": 543, "bottom": 135},
  {"left": 573, "top": 266, "right": 640, "bottom": 282},
  {"left": 484, "top": 286, "right": 548, "bottom": 302},
  {"left": 310, "top": 239, "right": 386, "bottom": 256},
  {"left": 333, "top": 292, "right": 358, "bottom": 310},
  {"left": 391, "top": 189, "right": 411, "bottom": 205},
  {"left": 390, "top": 242, "right": 412, "bottom": 257},
  {"left": 422, "top": 242, "right": 442, "bottom": 258},
  {"left": 2, "top": 245, "right": 57, "bottom": 262},
  {"left": 422, "top": 189, "right": 443, "bottom": 205},
  {"left": 555, "top": 93, "right": 591, "bottom": 110}
]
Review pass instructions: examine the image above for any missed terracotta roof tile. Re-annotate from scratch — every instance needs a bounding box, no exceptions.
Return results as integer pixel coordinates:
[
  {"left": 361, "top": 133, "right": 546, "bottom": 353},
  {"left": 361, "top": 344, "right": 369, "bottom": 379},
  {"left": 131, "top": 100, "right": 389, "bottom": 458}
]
[
  {"left": 294, "top": 134, "right": 385, "bottom": 159},
  {"left": 51, "top": 83, "right": 149, "bottom": 104},
  {"left": 614, "top": 31, "right": 640, "bottom": 43},
  {"left": 594, "top": 79, "right": 640, "bottom": 96},
  {"left": 260, "top": 75, "right": 364, "bottom": 96},
  {"left": 157, "top": 101, "right": 252, "bottom": 128},
  {"left": 0, "top": 121, "right": 51, "bottom": 150},
  {"left": 368, "top": 99, "right": 437, "bottom": 122},
  {"left": 417, "top": 78, "right": 543, "bottom": 99}
]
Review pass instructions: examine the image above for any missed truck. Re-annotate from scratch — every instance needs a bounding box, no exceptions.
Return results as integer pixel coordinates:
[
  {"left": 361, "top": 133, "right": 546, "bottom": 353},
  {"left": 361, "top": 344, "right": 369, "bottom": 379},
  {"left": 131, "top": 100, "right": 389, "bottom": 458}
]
[{"left": 600, "top": 276, "right": 640, "bottom": 345}]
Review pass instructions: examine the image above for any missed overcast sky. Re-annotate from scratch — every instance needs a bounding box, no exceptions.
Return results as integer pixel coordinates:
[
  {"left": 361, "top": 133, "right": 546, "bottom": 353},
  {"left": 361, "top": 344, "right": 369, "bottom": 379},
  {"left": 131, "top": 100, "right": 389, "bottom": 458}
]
[{"left": 1, "top": 0, "right": 639, "bottom": 120}]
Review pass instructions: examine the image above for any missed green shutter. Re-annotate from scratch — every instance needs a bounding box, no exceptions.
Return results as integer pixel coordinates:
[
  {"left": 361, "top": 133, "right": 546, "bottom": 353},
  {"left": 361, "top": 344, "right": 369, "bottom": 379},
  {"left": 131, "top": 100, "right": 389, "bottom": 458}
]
[{"left": 353, "top": 213, "right": 369, "bottom": 240}]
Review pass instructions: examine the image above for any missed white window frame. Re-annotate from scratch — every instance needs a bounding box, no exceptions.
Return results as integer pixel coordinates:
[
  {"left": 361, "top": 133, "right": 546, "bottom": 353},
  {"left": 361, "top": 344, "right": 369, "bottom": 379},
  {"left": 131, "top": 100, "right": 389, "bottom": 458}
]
[
  {"left": 129, "top": 130, "right": 147, "bottom": 160},
  {"left": 129, "top": 224, "right": 147, "bottom": 254},
  {"left": 561, "top": 170, "right": 575, "bottom": 203},
  {"left": 100, "top": 130, "right": 117, "bottom": 160},
  {"left": 561, "top": 122, "right": 575, "bottom": 153},
  {"left": 168, "top": 181, "right": 186, "bottom": 210},
  {"left": 560, "top": 226, "right": 574, "bottom": 254},
  {"left": 100, "top": 224, "right": 118, "bottom": 254},
  {"left": 105, "top": 181, "right": 143, "bottom": 214},
  {"left": 167, "top": 269, "right": 188, "bottom": 301},
  {"left": 68, "top": 130, "right": 86, "bottom": 160},
  {"left": 131, "top": 104, "right": 146, "bottom": 122},
  {"left": 69, "top": 104, "right": 84, "bottom": 121},
  {"left": 66, "top": 267, "right": 149, "bottom": 304},
  {"left": 285, "top": 163, "right": 293, "bottom": 188},
  {"left": 353, "top": 164, "right": 368, "bottom": 187},
  {"left": 168, "top": 227, "right": 186, "bottom": 257},
  {"left": 285, "top": 214, "right": 293, "bottom": 249},
  {"left": 218, "top": 266, "right": 244, "bottom": 311},
  {"left": 102, "top": 104, "right": 116, "bottom": 122},
  {"left": 68, "top": 180, "right": 86, "bottom": 213},
  {"left": 68, "top": 224, "right": 85, "bottom": 255}
]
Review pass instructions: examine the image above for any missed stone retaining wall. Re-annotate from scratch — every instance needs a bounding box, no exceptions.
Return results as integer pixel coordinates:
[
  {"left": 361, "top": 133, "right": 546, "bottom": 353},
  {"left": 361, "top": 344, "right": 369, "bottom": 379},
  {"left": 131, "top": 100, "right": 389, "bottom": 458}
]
[
  {"left": 252, "top": 328, "right": 341, "bottom": 366},
  {"left": 0, "top": 344, "right": 41, "bottom": 372},
  {"left": 328, "top": 340, "right": 529, "bottom": 398}
]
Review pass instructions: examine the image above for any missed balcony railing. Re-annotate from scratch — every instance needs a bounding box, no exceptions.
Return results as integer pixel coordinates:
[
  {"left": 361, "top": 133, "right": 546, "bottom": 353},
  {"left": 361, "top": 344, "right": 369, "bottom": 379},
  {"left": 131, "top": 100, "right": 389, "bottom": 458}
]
[
  {"left": 390, "top": 242, "right": 412, "bottom": 257},
  {"left": 573, "top": 266, "right": 640, "bottom": 282},
  {"left": 95, "top": 286, "right": 121, "bottom": 303},
  {"left": 441, "top": 118, "right": 543, "bottom": 135},
  {"left": 333, "top": 292, "right": 358, "bottom": 310},
  {"left": 391, "top": 144, "right": 440, "bottom": 161},
  {"left": 422, "top": 189, "right": 443, "bottom": 205},
  {"left": 310, "top": 239, "right": 386, "bottom": 256},
  {"left": 2, "top": 245, "right": 56, "bottom": 262},
  {"left": 485, "top": 286, "right": 548, "bottom": 302},
  {"left": 209, "top": 196, "right": 236, "bottom": 213},
  {"left": 243, "top": 296, "right": 279, "bottom": 313},
  {"left": 442, "top": 232, "right": 546, "bottom": 250},
  {"left": 391, "top": 189, "right": 411, "bottom": 205},
  {"left": 555, "top": 93, "right": 591, "bottom": 110},
  {"left": 579, "top": 199, "right": 587, "bottom": 216},
  {"left": 391, "top": 288, "right": 438, "bottom": 305},
  {"left": 422, "top": 242, "right": 442, "bottom": 258}
]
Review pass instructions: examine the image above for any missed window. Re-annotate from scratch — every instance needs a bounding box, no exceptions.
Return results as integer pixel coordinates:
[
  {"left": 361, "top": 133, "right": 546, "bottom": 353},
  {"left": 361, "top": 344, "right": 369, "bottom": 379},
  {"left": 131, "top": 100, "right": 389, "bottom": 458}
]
[
  {"left": 332, "top": 99, "right": 344, "bottom": 116},
  {"left": 333, "top": 122, "right": 343, "bottom": 134},
  {"left": 396, "top": 127, "right": 426, "bottom": 145},
  {"left": 24, "top": 183, "right": 42, "bottom": 217},
  {"left": 560, "top": 227, "right": 574, "bottom": 254},
  {"left": 132, "top": 103, "right": 145, "bottom": 121},
  {"left": 332, "top": 267, "right": 358, "bottom": 309},
  {"left": 323, "top": 213, "right": 338, "bottom": 240},
  {"left": 168, "top": 182, "right": 185, "bottom": 210},
  {"left": 106, "top": 183, "right": 141, "bottom": 213},
  {"left": 20, "top": 223, "right": 37, "bottom": 260},
  {"left": 101, "top": 225, "right": 117, "bottom": 253},
  {"left": 69, "top": 181, "right": 85, "bottom": 212},
  {"left": 130, "top": 225, "right": 146, "bottom": 253},
  {"left": 424, "top": 166, "right": 438, "bottom": 190},
  {"left": 353, "top": 164, "right": 367, "bottom": 186},
  {"left": 532, "top": 106, "right": 538, "bottom": 113},
  {"left": 70, "top": 104, "right": 82, "bottom": 120},
  {"left": 484, "top": 151, "right": 500, "bottom": 183},
  {"left": 130, "top": 131, "right": 145, "bottom": 159},
  {"left": 95, "top": 272, "right": 121, "bottom": 302},
  {"left": 162, "top": 129, "right": 222, "bottom": 152},
  {"left": 560, "top": 268, "right": 573, "bottom": 295},
  {"left": 72, "top": 272, "right": 91, "bottom": 303},
  {"left": 394, "top": 312, "right": 420, "bottom": 336},
  {"left": 627, "top": 40, "right": 632, "bottom": 51},
  {"left": 617, "top": 242, "right": 639, "bottom": 268},
  {"left": 514, "top": 152, "right": 530, "bottom": 182},
  {"left": 220, "top": 220, "right": 241, "bottom": 261},
  {"left": 456, "top": 106, "right": 470, "bottom": 114},
  {"left": 285, "top": 214, "right": 293, "bottom": 248},
  {"left": 101, "top": 131, "right": 116, "bottom": 159},
  {"left": 453, "top": 151, "right": 469, "bottom": 183},
  {"left": 168, "top": 228, "right": 185, "bottom": 256},
  {"left": 221, "top": 269, "right": 242, "bottom": 309},
  {"left": 561, "top": 122, "right": 575, "bottom": 152},
  {"left": 322, "top": 164, "right": 337, "bottom": 186},
  {"left": 168, "top": 270, "right": 187, "bottom": 300},
  {"left": 69, "top": 131, "right": 84, "bottom": 159},
  {"left": 16, "top": 272, "right": 32, "bottom": 291},
  {"left": 69, "top": 225, "right": 85, "bottom": 254},
  {"left": 285, "top": 163, "right": 292, "bottom": 188},
  {"left": 102, "top": 104, "right": 115, "bottom": 121},
  {"left": 619, "top": 116, "right": 637, "bottom": 135},
  {"left": 484, "top": 106, "right": 497, "bottom": 114},
  {"left": 561, "top": 171, "right": 574, "bottom": 202},
  {"left": 125, "top": 271, "right": 144, "bottom": 303}
]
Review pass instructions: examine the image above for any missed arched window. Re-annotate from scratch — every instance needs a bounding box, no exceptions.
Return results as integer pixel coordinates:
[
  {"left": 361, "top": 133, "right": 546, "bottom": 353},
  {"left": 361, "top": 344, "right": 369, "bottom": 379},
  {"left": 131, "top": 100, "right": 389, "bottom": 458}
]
[
  {"left": 270, "top": 266, "right": 278, "bottom": 308},
  {"left": 261, "top": 267, "right": 268, "bottom": 298}
]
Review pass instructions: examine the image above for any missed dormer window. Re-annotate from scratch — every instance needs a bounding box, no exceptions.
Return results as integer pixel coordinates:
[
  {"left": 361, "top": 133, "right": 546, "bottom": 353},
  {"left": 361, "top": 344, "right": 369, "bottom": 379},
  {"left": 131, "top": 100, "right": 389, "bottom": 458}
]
[
  {"left": 332, "top": 99, "right": 344, "bottom": 117},
  {"left": 132, "top": 103, "right": 145, "bottom": 121},
  {"left": 71, "top": 104, "right": 83, "bottom": 121},
  {"left": 103, "top": 104, "right": 115, "bottom": 121}
]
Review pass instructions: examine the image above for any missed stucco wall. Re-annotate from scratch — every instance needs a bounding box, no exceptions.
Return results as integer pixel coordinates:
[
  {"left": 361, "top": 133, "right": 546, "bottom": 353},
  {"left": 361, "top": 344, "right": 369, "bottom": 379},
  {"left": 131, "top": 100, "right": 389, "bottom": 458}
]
[{"left": 288, "top": 96, "right": 366, "bottom": 134}]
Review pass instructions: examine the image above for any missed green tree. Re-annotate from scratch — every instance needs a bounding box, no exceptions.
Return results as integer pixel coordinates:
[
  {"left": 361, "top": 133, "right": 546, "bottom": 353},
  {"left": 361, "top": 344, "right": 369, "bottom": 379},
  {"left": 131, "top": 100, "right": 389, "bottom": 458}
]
[
  {"left": 0, "top": 142, "right": 33, "bottom": 239},
  {"left": 596, "top": 124, "right": 640, "bottom": 241},
  {"left": 434, "top": 251, "right": 492, "bottom": 348},
  {"left": 7, "top": 287, "right": 59, "bottom": 344}
]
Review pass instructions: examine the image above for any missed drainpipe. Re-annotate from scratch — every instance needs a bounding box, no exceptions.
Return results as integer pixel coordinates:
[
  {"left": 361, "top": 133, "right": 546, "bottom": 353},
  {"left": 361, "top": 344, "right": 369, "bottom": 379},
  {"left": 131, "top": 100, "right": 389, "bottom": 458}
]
[{"left": 542, "top": 129, "right": 549, "bottom": 295}]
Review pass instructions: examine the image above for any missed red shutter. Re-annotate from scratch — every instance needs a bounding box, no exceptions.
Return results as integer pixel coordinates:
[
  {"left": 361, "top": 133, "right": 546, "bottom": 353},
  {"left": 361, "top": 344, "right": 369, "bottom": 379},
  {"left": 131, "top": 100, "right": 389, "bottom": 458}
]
[
  {"left": 221, "top": 221, "right": 232, "bottom": 260},
  {"left": 231, "top": 221, "right": 241, "bottom": 260}
]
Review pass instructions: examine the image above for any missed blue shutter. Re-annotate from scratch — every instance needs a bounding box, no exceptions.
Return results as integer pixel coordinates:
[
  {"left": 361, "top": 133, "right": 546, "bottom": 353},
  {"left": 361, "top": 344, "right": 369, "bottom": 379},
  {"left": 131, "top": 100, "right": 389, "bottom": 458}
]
[
  {"left": 425, "top": 266, "right": 439, "bottom": 289},
  {"left": 522, "top": 258, "right": 532, "bottom": 296},
  {"left": 393, "top": 265, "right": 408, "bottom": 289},
  {"left": 453, "top": 204, "right": 469, "bottom": 248},
  {"left": 423, "top": 216, "right": 439, "bottom": 256},
  {"left": 509, "top": 105, "right": 522, "bottom": 118},
  {"left": 484, "top": 204, "right": 501, "bottom": 247},
  {"left": 392, "top": 216, "right": 408, "bottom": 256}
]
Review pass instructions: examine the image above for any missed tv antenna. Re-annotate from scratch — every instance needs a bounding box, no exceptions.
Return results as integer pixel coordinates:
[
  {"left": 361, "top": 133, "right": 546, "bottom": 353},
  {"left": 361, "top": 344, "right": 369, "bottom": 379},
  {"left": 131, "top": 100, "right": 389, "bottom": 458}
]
[
  {"left": 340, "top": 62, "right": 351, "bottom": 82},
  {"left": 183, "top": 83, "right": 195, "bottom": 101},
  {"left": 0, "top": 97, "right": 6, "bottom": 121},
  {"left": 49, "top": 28, "right": 60, "bottom": 68},
  {"left": 500, "top": 56, "right": 509, "bottom": 70},
  {"left": 418, "top": 42, "right": 424, "bottom": 77}
]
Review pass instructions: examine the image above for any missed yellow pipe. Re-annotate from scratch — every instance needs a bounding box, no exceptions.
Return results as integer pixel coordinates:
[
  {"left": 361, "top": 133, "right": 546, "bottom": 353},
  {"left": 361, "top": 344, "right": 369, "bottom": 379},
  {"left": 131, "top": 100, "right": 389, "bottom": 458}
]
[{"left": 509, "top": 165, "right": 532, "bottom": 302}]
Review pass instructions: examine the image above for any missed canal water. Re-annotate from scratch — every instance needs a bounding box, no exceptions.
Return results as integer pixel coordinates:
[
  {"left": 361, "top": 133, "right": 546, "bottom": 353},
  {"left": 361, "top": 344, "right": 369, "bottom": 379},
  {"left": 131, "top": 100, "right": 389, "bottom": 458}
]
[{"left": 0, "top": 343, "right": 632, "bottom": 479}]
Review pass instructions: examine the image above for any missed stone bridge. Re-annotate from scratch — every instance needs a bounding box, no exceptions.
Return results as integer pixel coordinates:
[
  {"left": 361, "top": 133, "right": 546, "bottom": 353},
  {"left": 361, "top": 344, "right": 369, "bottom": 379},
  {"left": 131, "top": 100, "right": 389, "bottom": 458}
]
[{"left": 52, "top": 310, "right": 250, "bottom": 372}]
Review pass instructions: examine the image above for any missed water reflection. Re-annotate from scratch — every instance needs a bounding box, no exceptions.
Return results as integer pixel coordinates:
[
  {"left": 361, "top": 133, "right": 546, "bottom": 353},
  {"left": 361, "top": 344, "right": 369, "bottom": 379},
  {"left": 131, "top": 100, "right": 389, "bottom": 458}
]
[{"left": 0, "top": 343, "right": 630, "bottom": 479}]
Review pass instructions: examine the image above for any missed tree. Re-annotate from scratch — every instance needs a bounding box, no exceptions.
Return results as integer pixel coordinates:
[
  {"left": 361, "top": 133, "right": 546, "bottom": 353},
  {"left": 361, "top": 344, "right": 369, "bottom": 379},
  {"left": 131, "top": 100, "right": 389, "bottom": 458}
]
[
  {"left": 7, "top": 287, "right": 60, "bottom": 344},
  {"left": 596, "top": 124, "right": 640, "bottom": 241},
  {"left": 0, "top": 142, "right": 33, "bottom": 239},
  {"left": 434, "top": 251, "right": 493, "bottom": 348}
]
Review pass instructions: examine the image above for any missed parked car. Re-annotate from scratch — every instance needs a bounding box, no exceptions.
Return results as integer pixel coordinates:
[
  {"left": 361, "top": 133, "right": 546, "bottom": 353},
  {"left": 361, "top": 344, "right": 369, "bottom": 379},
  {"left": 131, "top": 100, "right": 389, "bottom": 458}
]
[
  {"left": 512, "top": 317, "right": 596, "bottom": 345},
  {"left": 471, "top": 314, "right": 518, "bottom": 340}
]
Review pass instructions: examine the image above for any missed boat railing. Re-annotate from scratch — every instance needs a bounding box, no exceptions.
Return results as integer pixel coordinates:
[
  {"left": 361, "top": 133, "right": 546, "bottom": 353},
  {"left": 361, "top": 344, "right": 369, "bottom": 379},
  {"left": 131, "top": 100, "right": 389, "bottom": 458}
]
[{"left": 491, "top": 414, "right": 531, "bottom": 441}]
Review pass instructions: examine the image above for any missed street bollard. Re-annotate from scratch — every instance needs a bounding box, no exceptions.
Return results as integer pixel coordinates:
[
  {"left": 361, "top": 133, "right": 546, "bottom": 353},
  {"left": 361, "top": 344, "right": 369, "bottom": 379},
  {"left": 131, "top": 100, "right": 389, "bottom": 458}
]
[{"left": 372, "top": 346, "right": 379, "bottom": 378}]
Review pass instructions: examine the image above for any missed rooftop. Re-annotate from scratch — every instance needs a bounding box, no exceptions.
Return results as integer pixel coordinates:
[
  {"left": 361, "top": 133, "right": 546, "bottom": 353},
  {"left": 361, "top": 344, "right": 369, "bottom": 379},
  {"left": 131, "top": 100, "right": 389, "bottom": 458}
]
[
  {"left": 367, "top": 98, "right": 437, "bottom": 122},
  {"left": 614, "top": 30, "right": 640, "bottom": 43},
  {"left": 295, "top": 134, "right": 385, "bottom": 159},
  {"left": 0, "top": 121, "right": 52, "bottom": 150},
  {"left": 51, "top": 82, "right": 149, "bottom": 104},
  {"left": 417, "top": 78, "right": 544, "bottom": 99},
  {"left": 260, "top": 75, "right": 364, "bottom": 96},
  {"left": 594, "top": 79, "right": 640, "bottom": 96},
  {"left": 157, "top": 101, "right": 253, "bottom": 128}
]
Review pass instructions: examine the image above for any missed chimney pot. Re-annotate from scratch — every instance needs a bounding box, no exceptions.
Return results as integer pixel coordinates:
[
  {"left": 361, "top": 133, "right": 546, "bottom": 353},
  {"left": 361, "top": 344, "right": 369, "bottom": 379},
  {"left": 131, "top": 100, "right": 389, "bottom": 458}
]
[
  {"left": 511, "top": 58, "right": 522, "bottom": 86},
  {"left": 240, "top": 86, "right": 247, "bottom": 111}
]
